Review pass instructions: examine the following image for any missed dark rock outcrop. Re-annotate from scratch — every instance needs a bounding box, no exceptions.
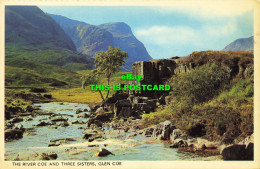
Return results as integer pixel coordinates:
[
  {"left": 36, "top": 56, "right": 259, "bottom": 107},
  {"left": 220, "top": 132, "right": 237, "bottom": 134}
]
[
  {"left": 5, "top": 129, "right": 24, "bottom": 141},
  {"left": 95, "top": 148, "right": 113, "bottom": 157},
  {"left": 114, "top": 99, "right": 133, "bottom": 118}
]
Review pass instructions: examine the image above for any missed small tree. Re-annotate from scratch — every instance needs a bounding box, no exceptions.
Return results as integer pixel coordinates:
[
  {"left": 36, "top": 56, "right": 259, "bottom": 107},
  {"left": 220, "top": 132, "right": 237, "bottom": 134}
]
[
  {"left": 85, "top": 45, "right": 128, "bottom": 104},
  {"left": 81, "top": 69, "right": 99, "bottom": 89}
]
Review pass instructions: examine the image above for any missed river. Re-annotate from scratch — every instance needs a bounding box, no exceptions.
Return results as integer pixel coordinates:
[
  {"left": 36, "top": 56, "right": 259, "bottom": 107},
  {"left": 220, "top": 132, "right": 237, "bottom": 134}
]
[{"left": 5, "top": 102, "right": 220, "bottom": 161}]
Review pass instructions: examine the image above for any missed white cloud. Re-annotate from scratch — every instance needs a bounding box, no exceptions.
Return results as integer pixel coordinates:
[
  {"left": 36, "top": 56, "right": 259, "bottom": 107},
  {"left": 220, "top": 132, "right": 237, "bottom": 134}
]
[
  {"left": 135, "top": 23, "right": 237, "bottom": 48},
  {"left": 136, "top": 26, "right": 199, "bottom": 45}
]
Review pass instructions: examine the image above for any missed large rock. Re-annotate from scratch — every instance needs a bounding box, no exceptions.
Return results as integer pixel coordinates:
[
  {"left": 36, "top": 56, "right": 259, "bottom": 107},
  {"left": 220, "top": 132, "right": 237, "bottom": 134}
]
[
  {"left": 48, "top": 138, "right": 76, "bottom": 147},
  {"left": 83, "top": 129, "right": 104, "bottom": 141},
  {"left": 221, "top": 144, "right": 253, "bottom": 160},
  {"left": 221, "top": 133, "right": 254, "bottom": 160},
  {"left": 5, "top": 129, "right": 24, "bottom": 140},
  {"left": 151, "top": 120, "right": 175, "bottom": 140},
  {"left": 105, "top": 129, "right": 125, "bottom": 139},
  {"left": 13, "top": 152, "right": 57, "bottom": 161},
  {"left": 77, "top": 112, "right": 90, "bottom": 118},
  {"left": 36, "top": 121, "right": 51, "bottom": 126},
  {"left": 170, "top": 139, "right": 188, "bottom": 148},
  {"left": 114, "top": 99, "right": 133, "bottom": 118},
  {"left": 161, "top": 120, "right": 175, "bottom": 140},
  {"left": 9, "top": 117, "right": 23, "bottom": 123},
  {"left": 142, "top": 127, "right": 154, "bottom": 137},
  {"left": 95, "top": 148, "right": 113, "bottom": 157},
  {"left": 170, "top": 129, "right": 187, "bottom": 141},
  {"left": 13, "top": 123, "right": 25, "bottom": 131}
]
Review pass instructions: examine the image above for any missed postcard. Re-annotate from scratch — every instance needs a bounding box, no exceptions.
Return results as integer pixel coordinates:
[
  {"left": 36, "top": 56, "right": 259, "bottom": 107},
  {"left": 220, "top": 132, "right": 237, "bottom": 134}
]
[{"left": 0, "top": 0, "right": 259, "bottom": 168}]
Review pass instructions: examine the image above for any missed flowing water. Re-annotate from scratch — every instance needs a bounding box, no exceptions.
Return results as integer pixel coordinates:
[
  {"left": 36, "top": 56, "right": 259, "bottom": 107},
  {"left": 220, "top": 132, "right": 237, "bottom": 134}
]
[{"left": 5, "top": 102, "right": 215, "bottom": 161}]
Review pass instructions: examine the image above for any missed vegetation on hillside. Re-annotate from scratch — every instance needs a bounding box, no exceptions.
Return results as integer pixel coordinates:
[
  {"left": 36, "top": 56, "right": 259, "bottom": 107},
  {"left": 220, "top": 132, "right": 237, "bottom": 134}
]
[
  {"left": 5, "top": 59, "right": 82, "bottom": 87},
  {"left": 143, "top": 51, "right": 254, "bottom": 144}
]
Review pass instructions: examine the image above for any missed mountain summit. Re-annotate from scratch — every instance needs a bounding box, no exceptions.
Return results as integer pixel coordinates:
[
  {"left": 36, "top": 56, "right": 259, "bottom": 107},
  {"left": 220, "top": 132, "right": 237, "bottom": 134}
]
[
  {"left": 49, "top": 14, "right": 153, "bottom": 71},
  {"left": 222, "top": 36, "right": 253, "bottom": 52}
]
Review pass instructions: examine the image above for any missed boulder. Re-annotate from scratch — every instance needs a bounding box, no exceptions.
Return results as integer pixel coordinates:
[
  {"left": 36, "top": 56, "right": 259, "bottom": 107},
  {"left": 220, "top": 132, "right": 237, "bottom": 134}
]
[
  {"left": 76, "top": 109, "right": 83, "bottom": 114},
  {"left": 5, "top": 110, "right": 11, "bottom": 120},
  {"left": 25, "top": 117, "right": 33, "bottom": 121},
  {"left": 83, "top": 129, "right": 104, "bottom": 141},
  {"left": 48, "top": 138, "right": 76, "bottom": 147},
  {"left": 13, "top": 123, "right": 25, "bottom": 131},
  {"left": 95, "top": 148, "right": 113, "bottom": 157},
  {"left": 9, "top": 117, "right": 23, "bottom": 123},
  {"left": 221, "top": 144, "right": 247, "bottom": 160},
  {"left": 170, "top": 129, "right": 185, "bottom": 141},
  {"left": 14, "top": 152, "right": 57, "bottom": 161},
  {"left": 25, "top": 105, "right": 34, "bottom": 112},
  {"left": 221, "top": 133, "right": 254, "bottom": 160},
  {"left": 77, "top": 113, "right": 90, "bottom": 118},
  {"left": 59, "top": 122, "right": 69, "bottom": 127},
  {"left": 105, "top": 130, "right": 125, "bottom": 139},
  {"left": 161, "top": 120, "right": 175, "bottom": 140},
  {"left": 114, "top": 100, "right": 133, "bottom": 118},
  {"left": 5, "top": 129, "right": 24, "bottom": 140},
  {"left": 36, "top": 121, "right": 51, "bottom": 126},
  {"left": 170, "top": 139, "right": 188, "bottom": 148},
  {"left": 142, "top": 127, "right": 154, "bottom": 137}
]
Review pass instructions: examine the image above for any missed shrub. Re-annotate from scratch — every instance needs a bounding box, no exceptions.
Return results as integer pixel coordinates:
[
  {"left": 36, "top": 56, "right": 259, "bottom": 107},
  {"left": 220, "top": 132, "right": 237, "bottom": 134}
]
[{"left": 168, "top": 63, "right": 229, "bottom": 103}]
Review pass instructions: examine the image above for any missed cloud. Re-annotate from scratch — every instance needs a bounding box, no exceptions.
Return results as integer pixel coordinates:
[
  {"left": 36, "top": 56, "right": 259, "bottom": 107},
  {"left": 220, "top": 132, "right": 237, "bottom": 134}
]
[
  {"left": 152, "top": 1, "right": 253, "bottom": 18},
  {"left": 136, "top": 26, "right": 200, "bottom": 45},
  {"left": 135, "top": 23, "right": 237, "bottom": 48}
]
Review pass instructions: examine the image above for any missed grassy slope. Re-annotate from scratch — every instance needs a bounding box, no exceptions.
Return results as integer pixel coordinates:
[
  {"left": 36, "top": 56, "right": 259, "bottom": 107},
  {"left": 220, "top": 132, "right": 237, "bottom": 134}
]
[
  {"left": 143, "top": 51, "right": 254, "bottom": 143},
  {"left": 49, "top": 71, "right": 130, "bottom": 103},
  {"left": 5, "top": 59, "right": 82, "bottom": 87}
]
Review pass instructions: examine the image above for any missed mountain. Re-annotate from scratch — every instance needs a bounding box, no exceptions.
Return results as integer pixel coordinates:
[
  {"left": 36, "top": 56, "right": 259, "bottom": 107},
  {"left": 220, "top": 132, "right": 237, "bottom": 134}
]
[
  {"left": 5, "top": 6, "right": 93, "bottom": 71},
  {"left": 6, "top": 6, "right": 76, "bottom": 51},
  {"left": 222, "top": 36, "right": 254, "bottom": 52},
  {"left": 48, "top": 14, "right": 153, "bottom": 71},
  {"left": 98, "top": 22, "right": 153, "bottom": 69}
]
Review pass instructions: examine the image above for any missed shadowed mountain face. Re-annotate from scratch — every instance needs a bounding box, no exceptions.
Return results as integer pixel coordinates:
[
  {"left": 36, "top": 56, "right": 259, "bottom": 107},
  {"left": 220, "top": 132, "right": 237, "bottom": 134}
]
[
  {"left": 5, "top": 6, "right": 93, "bottom": 71},
  {"left": 222, "top": 36, "right": 254, "bottom": 52},
  {"left": 5, "top": 6, "right": 76, "bottom": 51},
  {"left": 49, "top": 14, "right": 153, "bottom": 71}
]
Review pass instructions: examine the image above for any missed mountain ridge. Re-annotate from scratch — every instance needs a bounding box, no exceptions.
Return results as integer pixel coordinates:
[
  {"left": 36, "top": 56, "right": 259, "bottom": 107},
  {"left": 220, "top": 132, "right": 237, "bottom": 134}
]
[
  {"left": 222, "top": 36, "right": 253, "bottom": 52},
  {"left": 48, "top": 14, "right": 153, "bottom": 71}
]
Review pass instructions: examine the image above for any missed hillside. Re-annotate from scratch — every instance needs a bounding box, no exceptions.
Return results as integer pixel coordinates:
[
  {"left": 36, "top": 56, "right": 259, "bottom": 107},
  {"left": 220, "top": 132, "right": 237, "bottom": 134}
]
[
  {"left": 142, "top": 51, "right": 254, "bottom": 144},
  {"left": 5, "top": 6, "right": 93, "bottom": 71},
  {"left": 222, "top": 36, "right": 254, "bottom": 52},
  {"left": 5, "top": 59, "right": 81, "bottom": 87},
  {"left": 48, "top": 14, "right": 152, "bottom": 71}
]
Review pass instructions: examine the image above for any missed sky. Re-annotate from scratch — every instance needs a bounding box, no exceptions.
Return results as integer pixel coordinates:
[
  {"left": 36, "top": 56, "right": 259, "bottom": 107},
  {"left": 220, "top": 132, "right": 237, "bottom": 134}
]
[{"left": 39, "top": 3, "right": 253, "bottom": 59}]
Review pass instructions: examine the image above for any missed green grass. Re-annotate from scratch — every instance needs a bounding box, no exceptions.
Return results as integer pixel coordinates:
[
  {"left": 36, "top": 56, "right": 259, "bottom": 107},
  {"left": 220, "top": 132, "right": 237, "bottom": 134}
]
[
  {"left": 143, "top": 54, "right": 254, "bottom": 143},
  {"left": 49, "top": 71, "right": 131, "bottom": 103},
  {"left": 5, "top": 59, "right": 83, "bottom": 87}
]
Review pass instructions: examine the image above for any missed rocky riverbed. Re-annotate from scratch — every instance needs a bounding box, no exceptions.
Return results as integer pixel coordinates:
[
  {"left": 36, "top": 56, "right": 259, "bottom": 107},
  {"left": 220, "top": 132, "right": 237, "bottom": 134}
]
[{"left": 5, "top": 102, "right": 227, "bottom": 161}]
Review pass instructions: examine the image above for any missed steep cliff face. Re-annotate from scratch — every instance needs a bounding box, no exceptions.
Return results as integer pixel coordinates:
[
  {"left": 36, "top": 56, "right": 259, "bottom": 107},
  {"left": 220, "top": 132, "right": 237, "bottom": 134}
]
[
  {"left": 49, "top": 14, "right": 153, "bottom": 71},
  {"left": 98, "top": 22, "right": 152, "bottom": 70}
]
